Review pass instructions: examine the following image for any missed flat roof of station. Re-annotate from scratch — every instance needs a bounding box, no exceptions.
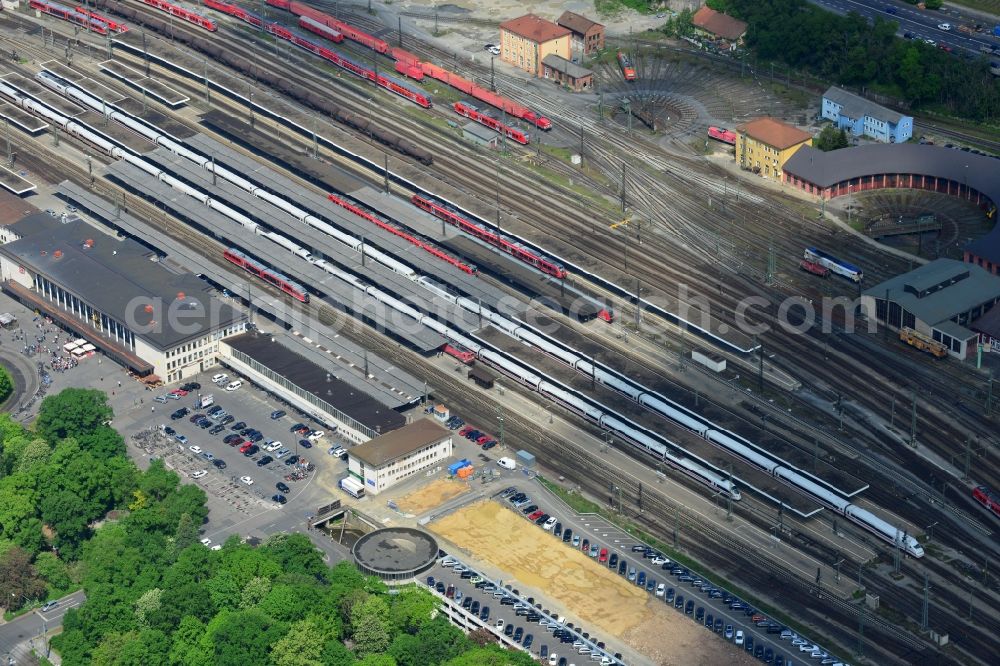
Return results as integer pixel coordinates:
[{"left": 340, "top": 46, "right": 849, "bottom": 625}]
[
  {"left": 0, "top": 74, "right": 84, "bottom": 117},
  {"left": 0, "top": 100, "right": 49, "bottom": 133},
  {"left": 0, "top": 166, "right": 36, "bottom": 195},
  {"left": 184, "top": 133, "right": 508, "bottom": 309},
  {"left": 99, "top": 60, "right": 189, "bottom": 107},
  {"left": 103, "top": 161, "right": 446, "bottom": 352},
  {"left": 226, "top": 332, "right": 406, "bottom": 434},
  {"left": 56, "top": 181, "right": 425, "bottom": 407}
]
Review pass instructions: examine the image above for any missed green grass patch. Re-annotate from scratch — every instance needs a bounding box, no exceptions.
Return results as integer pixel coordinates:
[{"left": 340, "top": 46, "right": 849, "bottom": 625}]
[
  {"left": 595, "top": 0, "right": 656, "bottom": 19},
  {"left": 539, "top": 477, "right": 604, "bottom": 513}
]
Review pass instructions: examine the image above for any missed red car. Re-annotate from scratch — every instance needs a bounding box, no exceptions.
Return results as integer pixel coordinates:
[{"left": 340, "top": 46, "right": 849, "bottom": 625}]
[
  {"left": 476, "top": 434, "right": 490, "bottom": 445},
  {"left": 599, "top": 548, "right": 608, "bottom": 563},
  {"left": 239, "top": 442, "right": 253, "bottom": 454},
  {"left": 937, "top": 42, "right": 952, "bottom": 53},
  {"left": 527, "top": 510, "right": 544, "bottom": 521},
  {"left": 171, "top": 388, "right": 189, "bottom": 396},
  {"left": 459, "top": 426, "right": 472, "bottom": 437}
]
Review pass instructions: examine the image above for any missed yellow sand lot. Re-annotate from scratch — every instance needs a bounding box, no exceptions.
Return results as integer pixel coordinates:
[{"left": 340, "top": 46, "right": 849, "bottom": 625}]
[
  {"left": 396, "top": 477, "right": 469, "bottom": 514},
  {"left": 431, "top": 501, "right": 757, "bottom": 665}
]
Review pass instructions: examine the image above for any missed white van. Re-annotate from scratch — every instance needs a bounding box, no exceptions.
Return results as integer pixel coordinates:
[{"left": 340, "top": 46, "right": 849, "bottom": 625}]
[
  {"left": 225, "top": 380, "right": 242, "bottom": 392},
  {"left": 497, "top": 457, "right": 516, "bottom": 471},
  {"left": 196, "top": 394, "right": 214, "bottom": 408}
]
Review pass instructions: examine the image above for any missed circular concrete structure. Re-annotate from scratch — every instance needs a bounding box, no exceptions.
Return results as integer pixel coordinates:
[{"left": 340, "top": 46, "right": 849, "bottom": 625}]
[{"left": 352, "top": 527, "right": 439, "bottom": 581}]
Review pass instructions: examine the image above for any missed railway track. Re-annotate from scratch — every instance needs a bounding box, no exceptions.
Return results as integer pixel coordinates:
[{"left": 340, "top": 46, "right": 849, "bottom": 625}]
[{"left": 9, "top": 13, "right": 1000, "bottom": 660}]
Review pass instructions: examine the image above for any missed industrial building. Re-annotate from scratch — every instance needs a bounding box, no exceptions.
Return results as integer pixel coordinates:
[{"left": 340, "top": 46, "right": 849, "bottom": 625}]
[
  {"left": 735, "top": 118, "right": 813, "bottom": 180},
  {"left": 220, "top": 332, "right": 407, "bottom": 443},
  {"left": 461, "top": 122, "right": 500, "bottom": 149},
  {"left": 499, "top": 14, "right": 571, "bottom": 77},
  {"left": 972, "top": 305, "right": 1000, "bottom": 354},
  {"left": 821, "top": 87, "right": 913, "bottom": 144},
  {"left": 346, "top": 418, "right": 453, "bottom": 495},
  {"left": 0, "top": 218, "right": 245, "bottom": 380},
  {"left": 691, "top": 6, "right": 747, "bottom": 49},
  {"left": 541, "top": 54, "right": 594, "bottom": 92},
  {"left": 556, "top": 11, "right": 604, "bottom": 55},
  {"left": 861, "top": 259, "right": 1000, "bottom": 359}
]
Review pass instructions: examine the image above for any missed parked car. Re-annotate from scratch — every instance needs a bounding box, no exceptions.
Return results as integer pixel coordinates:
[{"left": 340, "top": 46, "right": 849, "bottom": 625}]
[
  {"left": 272, "top": 494, "right": 287, "bottom": 505},
  {"left": 271, "top": 410, "right": 286, "bottom": 419}
]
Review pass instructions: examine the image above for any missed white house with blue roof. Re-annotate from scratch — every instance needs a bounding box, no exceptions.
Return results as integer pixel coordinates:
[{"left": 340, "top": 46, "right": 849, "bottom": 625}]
[{"left": 821, "top": 86, "right": 912, "bottom": 144}]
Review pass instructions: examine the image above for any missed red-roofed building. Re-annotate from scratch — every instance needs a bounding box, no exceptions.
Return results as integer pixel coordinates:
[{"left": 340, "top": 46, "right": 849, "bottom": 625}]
[
  {"left": 692, "top": 6, "right": 747, "bottom": 49},
  {"left": 500, "top": 14, "right": 571, "bottom": 77},
  {"left": 735, "top": 118, "right": 813, "bottom": 180}
]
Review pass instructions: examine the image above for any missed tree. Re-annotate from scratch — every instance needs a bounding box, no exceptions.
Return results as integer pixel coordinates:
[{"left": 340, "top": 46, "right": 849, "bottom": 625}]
[
  {"left": 271, "top": 619, "right": 326, "bottom": 666},
  {"left": 173, "top": 514, "right": 200, "bottom": 556},
  {"left": 0, "top": 365, "right": 13, "bottom": 403},
  {"left": 33, "top": 550, "right": 72, "bottom": 594},
  {"left": 16, "top": 438, "right": 51, "bottom": 473},
  {"left": 0, "top": 545, "right": 47, "bottom": 609},
  {"left": 262, "top": 534, "right": 328, "bottom": 581},
  {"left": 239, "top": 576, "right": 272, "bottom": 609},
  {"left": 443, "top": 646, "right": 538, "bottom": 666},
  {"left": 319, "top": 638, "right": 356, "bottom": 666},
  {"left": 208, "top": 609, "right": 287, "bottom": 666},
  {"left": 0, "top": 472, "right": 45, "bottom": 552},
  {"left": 350, "top": 595, "right": 391, "bottom": 658},
  {"left": 388, "top": 585, "right": 438, "bottom": 633},
  {"left": 35, "top": 389, "right": 115, "bottom": 451},
  {"left": 813, "top": 125, "right": 849, "bottom": 151},
  {"left": 355, "top": 655, "right": 396, "bottom": 666},
  {"left": 134, "top": 588, "right": 163, "bottom": 630},
  {"left": 467, "top": 627, "right": 496, "bottom": 647}
]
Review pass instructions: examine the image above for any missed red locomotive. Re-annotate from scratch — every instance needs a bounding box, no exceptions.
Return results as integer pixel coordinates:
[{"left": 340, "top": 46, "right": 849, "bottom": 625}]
[
  {"left": 799, "top": 259, "right": 830, "bottom": 278},
  {"left": 618, "top": 51, "right": 637, "bottom": 81},
  {"left": 223, "top": 248, "right": 309, "bottom": 303},
  {"left": 411, "top": 194, "right": 567, "bottom": 280},
  {"left": 973, "top": 485, "right": 1000, "bottom": 518},
  {"left": 452, "top": 101, "right": 529, "bottom": 145},
  {"left": 443, "top": 343, "right": 476, "bottom": 364},
  {"left": 141, "top": 0, "right": 216, "bottom": 31},
  {"left": 708, "top": 126, "right": 737, "bottom": 145}
]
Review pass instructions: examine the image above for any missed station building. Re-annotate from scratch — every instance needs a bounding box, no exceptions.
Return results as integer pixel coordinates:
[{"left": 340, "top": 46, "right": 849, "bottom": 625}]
[
  {"left": 541, "top": 54, "right": 594, "bottom": 92},
  {"left": 860, "top": 259, "right": 1000, "bottom": 359},
  {"left": 556, "top": 11, "right": 604, "bottom": 56},
  {"left": 220, "top": 332, "right": 406, "bottom": 443},
  {"left": 735, "top": 117, "right": 813, "bottom": 180},
  {"left": 691, "top": 6, "right": 747, "bottom": 50},
  {"left": 0, "top": 219, "right": 246, "bottom": 380},
  {"left": 821, "top": 87, "right": 913, "bottom": 144},
  {"left": 346, "top": 418, "right": 453, "bottom": 495},
  {"left": 499, "top": 14, "right": 571, "bottom": 78}
]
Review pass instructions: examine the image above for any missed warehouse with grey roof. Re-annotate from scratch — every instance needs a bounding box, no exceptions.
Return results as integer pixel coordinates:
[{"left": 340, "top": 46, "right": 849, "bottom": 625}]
[{"left": 861, "top": 259, "right": 1000, "bottom": 359}]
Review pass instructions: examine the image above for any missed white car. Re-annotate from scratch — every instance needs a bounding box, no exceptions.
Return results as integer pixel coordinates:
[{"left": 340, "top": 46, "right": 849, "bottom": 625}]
[
  {"left": 188, "top": 445, "right": 202, "bottom": 455},
  {"left": 239, "top": 475, "right": 254, "bottom": 485},
  {"left": 495, "top": 618, "right": 505, "bottom": 630},
  {"left": 306, "top": 430, "right": 324, "bottom": 441},
  {"left": 212, "top": 373, "right": 228, "bottom": 384},
  {"left": 735, "top": 630, "right": 745, "bottom": 646},
  {"left": 651, "top": 556, "right": 668, "bottom": 565},
  {"left": 200, "top": 537, "right": 212, "bottom": 546},
  {"left": 548, "top": 655, "right": 558, "bottom": 666},
  {"left": 655, "top": 583, "right": 665, "bottom": 597},
  {"left": 225, "top": 380, "right": 242, "bottom": 391},
  {"left": 265, "top": 441, "right": 282, "bottom": 452},
  {"left": 937, "top": 23, "right": 951, "bottom": 31},
  {"left": 190, "top": 469, "right": 207, "bottom": 479},
  {"left": 211, "top": 544, "right": 222, "bottom": 551},
  {"left": 488, "top": 46, "right": 500, "bottom": 56},
  {"left": 542, "top": 516, "right": 557, "bottom": 530}
]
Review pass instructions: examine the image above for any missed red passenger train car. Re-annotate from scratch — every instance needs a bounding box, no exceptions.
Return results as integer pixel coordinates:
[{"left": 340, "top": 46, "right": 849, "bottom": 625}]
[
  {"left": 298, "top": 15, "right": 343, "bottom": 43},
  {"left": 202, "top": 0, "right": 263, "bottom": 27},
  {"left": 452, "top": 101, "right": 529, "bottom": 145},
  {"left": 973, "top": 485, "right": 1000, "bottom": 518},
  {"left": 411, "top": 194, "right": 567, "bottom": 279},
  {"left": 141, "top": 0, "right": 216, "bottom": 31},
  {"left": 30, "top": 0, "right": 110, "bottom": 34},
  {"left": 223, "top": 248, "right": 310, "bottom": 303},
  {"left": 74, "top": 6, "right": 129, "bottom": 32}
]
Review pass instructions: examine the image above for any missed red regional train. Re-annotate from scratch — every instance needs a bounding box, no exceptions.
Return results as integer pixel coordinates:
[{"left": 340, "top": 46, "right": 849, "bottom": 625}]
[
  {"left": 140, "top": 0, "right": 217, "bottom": 31},
  {"left": 202, "top": 0, "right": 431, "bottom": 107},
  {"left": 74, "top": 6, "right": 129, "bottom": 32},
  {"left": 223, "top": 248, "right": 310, "bottom": 303},
  {"left": 708, "top": 126, "right": 737, "bottom": 145},
  {"left": 265, "top": 0, "right": 549, "bottom": 128},
  {"left": 297, "top": 15, "right": 343, "bottom": 43},
  {"left": 30, "top": 0, "right": 110, "bottom": 34},
  {"left": 411, "top": 194, "right": 568, "bottom": 280},
  {"left": 973, "top": 485, "right": 1000, "bottom": 518},
  {"left": 326, "top": 193, "right": 475, "bottom": 275},
  {"left": 452, "top": 101, "right": 529, "bottom": 145}
]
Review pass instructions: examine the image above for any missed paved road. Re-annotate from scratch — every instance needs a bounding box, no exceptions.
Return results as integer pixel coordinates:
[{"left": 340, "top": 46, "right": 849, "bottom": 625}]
[
  {"left": 808, "top": 0, "right": 999, "bottom": 54},
  {"left": 0, "top": 590, "right": 86, "bottom": 665}
]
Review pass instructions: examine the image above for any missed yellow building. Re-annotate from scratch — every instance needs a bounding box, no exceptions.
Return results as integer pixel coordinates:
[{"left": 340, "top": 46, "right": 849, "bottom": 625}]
[
  {"left": 500, "top": 14, "right": 571, "bottom": 77},
  {"left": 735, "top": 117, "right": 813, "bottom": 179}
]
